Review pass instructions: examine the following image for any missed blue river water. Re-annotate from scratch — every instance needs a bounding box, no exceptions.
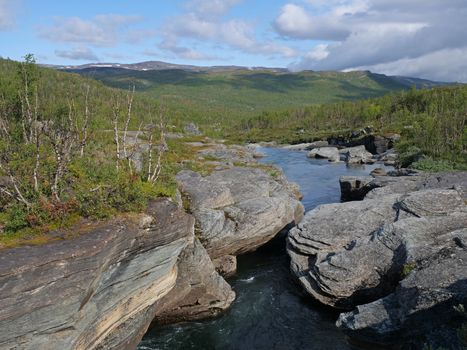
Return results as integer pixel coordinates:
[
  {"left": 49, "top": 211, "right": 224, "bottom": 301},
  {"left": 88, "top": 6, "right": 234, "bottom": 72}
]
[{"left": 138, "top": 147, "right": 390, "bottom": 350}]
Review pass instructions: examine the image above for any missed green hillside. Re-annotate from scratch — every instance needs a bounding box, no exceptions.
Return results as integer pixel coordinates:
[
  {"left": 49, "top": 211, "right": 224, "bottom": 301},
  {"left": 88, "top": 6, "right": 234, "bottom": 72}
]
[{"left": 69, "top": 67, "right": 409, "bottom": 133}]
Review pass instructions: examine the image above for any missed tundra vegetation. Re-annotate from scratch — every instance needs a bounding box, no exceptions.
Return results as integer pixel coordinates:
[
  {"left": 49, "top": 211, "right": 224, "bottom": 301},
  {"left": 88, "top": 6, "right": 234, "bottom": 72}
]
[{"left": 0, "top": 56, "right": 201, "bottom": 246}]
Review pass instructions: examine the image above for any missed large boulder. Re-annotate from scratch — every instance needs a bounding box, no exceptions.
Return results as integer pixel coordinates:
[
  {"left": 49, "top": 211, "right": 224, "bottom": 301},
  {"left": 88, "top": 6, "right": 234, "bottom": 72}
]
[
  {"left": 328, "top": 133, "right": 400, "bottom": 155},
  {"left": 308, "top": 147, "right": 340, "bottom": 162},
  {"left": 287, "top": 194, "right": 401, "bottom": 308},
  {"left": 152, "top": 238, "right": 235, "bottom": 325},
  {"left": 339, "top": 145, "right": 374, "bottom": 164},
  {"left": 0, "top": 199, "right": 193, "bottom": 350},
  {"left": 177, "top": 167, "right": 304, "bottom": 259}
]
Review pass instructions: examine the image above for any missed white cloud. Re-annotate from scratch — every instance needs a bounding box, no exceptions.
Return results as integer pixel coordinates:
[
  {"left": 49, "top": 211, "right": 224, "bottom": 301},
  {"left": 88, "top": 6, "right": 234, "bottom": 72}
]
[
  {"left": 305, "top": 44, "right": 329, "bottom": 61},
  {"left": 158, "top": 0, "right": 297, "bottom": 60},
  {"left": 157, "top": 39, "right": 219, "bottom": 60},
  {"left": 55, "top": 47, "right": 99, "bottom": 61},
  {"left": 274, "top": 4, "right": 349, "bottom": 40},
  {"left": 39, "top": 14, "right": 144, "bottom": 47},
  {"left": 348, "top": 47, "right": 467, "bottom": 83},
  {"left": 186, "top": 0, "right": 242, "bottom": 19},
  {"left": 276, "top": 0, "right": 467, "bottom": 81}
]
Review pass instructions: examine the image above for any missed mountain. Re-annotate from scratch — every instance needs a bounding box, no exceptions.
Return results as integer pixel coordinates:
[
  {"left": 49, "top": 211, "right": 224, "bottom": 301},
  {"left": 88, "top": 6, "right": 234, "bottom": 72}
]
[
  {"left": 63, "top": 64, "right": 434, "bottom": 119},
  {"left": 389, "top": 75, "right": 451, "bottom": 89},
  {"left": 45, "top": 60, "right": 288, "bottom": 73},
  {"left": 55, "top": 61, "right": 448, "bottom": 88}
]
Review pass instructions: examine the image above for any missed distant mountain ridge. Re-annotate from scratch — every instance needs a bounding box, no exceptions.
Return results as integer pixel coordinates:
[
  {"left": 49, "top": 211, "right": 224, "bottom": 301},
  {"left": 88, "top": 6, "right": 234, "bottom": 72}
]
[
  {"left": 46, "top": 60, "right": 457, "bottom": 127},
  {"left": 44, "top": 60, "right": 288, "bottom": 73},
  {"left": 44, "top": 60, "right": 449, "bottom": 88}
]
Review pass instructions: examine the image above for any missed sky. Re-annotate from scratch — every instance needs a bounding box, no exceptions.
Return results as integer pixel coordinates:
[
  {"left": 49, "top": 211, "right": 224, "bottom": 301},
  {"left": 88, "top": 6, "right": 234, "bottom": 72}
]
[{"left": 1, "top": 0, "right": 467, "bottom": 82}]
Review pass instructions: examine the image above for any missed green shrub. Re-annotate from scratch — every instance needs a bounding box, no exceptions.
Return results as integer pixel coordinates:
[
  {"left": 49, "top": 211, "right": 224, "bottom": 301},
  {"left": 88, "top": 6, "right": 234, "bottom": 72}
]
[
  {"left": 412, "top": 157, "right": 456, "bottom": 172},
  {"left": 396, "top": 146, "right": 424, "bottom": 168}
]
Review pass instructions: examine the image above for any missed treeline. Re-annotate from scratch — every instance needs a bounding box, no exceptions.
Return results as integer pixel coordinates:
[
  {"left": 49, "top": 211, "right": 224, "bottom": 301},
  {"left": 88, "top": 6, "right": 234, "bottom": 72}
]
[{"left": 236, "top": 86, "right": 467, "bottom": 168}]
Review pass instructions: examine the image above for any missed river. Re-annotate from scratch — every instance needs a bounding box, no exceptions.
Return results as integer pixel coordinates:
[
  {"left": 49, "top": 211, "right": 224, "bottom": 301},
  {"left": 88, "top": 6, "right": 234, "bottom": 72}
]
[{"left": 138, "top": 147, "right": 391, "bottom": 350}]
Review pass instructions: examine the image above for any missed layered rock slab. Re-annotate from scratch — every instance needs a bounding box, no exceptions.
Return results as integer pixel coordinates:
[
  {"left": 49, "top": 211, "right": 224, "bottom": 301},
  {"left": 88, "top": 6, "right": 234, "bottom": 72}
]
[
  {"left": 0, "top": 199, "right": 193, "bottom": 350},
  {"left": 177, "top": 167, "right": 304, "bottom": 259},
  {"left": 337, "top": 238, "right": 467, "bottom": 344},
  {"left": 287, "top": 194, "right": 401, "bottom": 308},
  {"left": 288, "top": 185, "right": 466, "bottom": 308}
]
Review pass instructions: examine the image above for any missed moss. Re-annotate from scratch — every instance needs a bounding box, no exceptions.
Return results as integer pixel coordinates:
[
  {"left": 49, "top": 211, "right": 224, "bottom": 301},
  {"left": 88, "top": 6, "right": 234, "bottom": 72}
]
[{"left": 402, "top": 262, "right": 417, "bottom": 277}]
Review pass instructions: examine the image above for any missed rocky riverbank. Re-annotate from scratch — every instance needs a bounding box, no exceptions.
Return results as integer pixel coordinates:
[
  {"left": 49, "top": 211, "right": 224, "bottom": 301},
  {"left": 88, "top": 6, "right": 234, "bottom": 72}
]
[
  {"left": 0, "top": 141, "right": 304, "bottom": 350},
  {"left": 151, "top": 141, "right": 304, "bottom": 324},
  {"left": 288, "top": 169, "right": 467, "bottom": 347}
]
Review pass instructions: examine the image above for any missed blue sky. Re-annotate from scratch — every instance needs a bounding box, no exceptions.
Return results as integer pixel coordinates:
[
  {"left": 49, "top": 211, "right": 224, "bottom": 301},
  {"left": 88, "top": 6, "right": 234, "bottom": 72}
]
[{"left": 1, "top": 0, "right": 467, "bottom": 81}]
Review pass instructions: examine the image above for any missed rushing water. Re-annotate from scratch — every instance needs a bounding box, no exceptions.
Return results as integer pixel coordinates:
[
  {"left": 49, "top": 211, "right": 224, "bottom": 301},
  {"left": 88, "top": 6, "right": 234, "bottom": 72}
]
[{"left": 138, "top": 147, "right": 391, "bottom": 350}]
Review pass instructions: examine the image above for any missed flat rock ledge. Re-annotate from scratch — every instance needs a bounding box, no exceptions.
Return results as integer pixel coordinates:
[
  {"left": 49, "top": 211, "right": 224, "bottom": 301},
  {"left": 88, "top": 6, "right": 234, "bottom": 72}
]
[
  {"left": 287, "top": 171, "right": 467, "bottom": 345},
  {"left": 340, "top": 170, "right": 467, "bottom": 201}
]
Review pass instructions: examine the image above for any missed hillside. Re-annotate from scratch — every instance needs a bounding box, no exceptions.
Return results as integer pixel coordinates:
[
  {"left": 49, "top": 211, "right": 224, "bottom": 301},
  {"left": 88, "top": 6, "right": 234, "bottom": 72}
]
[{"left": 64, "top": 66, "right": 427, "bottom": 131}]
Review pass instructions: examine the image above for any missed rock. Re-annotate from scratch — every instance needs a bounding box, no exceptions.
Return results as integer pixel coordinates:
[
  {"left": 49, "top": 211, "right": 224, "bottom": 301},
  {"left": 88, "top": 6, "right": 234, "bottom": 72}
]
[
  {"left": 340, "top": 145, "right": 374, "bottom": 164},
  {"left": 185, "top": 141, "right": 207, "bottom": 147},
  {"left": 373, "top": 135, "right": 392, "bottom": 154},
  {"left": 283, "top": 143, "right": 314, "bottom": 151},
  {"left": 328, "top": 133, "right": 398, "bottom": 155},
  {"left": 340, "top": 171, "right": 467, "bottom": 202},
  {"left": 196, "top": 143, "right": 257, "bottom": 165},
  {"left": 339, "top": 176, "right": 374, "bottom": 201},
  {"left": 245, "top": 144, "right": 266, "bottom": 159},
  {"left": 290, "top": 173, "right": 467, "bottom": 309},
  {"left": 184, "top": 122, "right": 201, "bottom": 135},
  {"left": 304, "top": 199, "right": 466, "bottom": 309},
  {"left": 366, "top": 171, "right": 467, "bottom": 200},
  {"left": 308, "top": 140, "right": 330, "bottom": 149},
  {"left": 165, "top": 132, "right": 184, "bottom": 139},
  {"left": 177, "top": 167, "right": 304, "bottom": 258},
  {"left": 152, "top": 239, "right": 235, "bottom": 325},
  {"left": 287, "top": 194, "right": 401, "bottom": 308},
  {"left": 283, "top": 141, "right": 328, "bottom": 151},
  {"left": 213, "top": 255, "right": 237, "bottom": 277},
  {"left": 337, "top": 242, "right": 467, "bottom": 345},
  {"left": 364, "top": 175, "right": 424, "bottom": 199},
  {"left": 378, "top": 149, "right": 398, "bottom": 165},
  {"left": 370, "top": 167, "right": 387, "bottom": 177},
  {"left": 289, "top": 168, "right": 467, "bottom": 345},
  {"left": 0, "top": 199, "right": 194, "bottom": 350},
  {"left": 398, "top": 188, "right": 465, "bottom": 217},
  {"left": 308, "top": 147, "right": 340, "bottom": 162}
]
